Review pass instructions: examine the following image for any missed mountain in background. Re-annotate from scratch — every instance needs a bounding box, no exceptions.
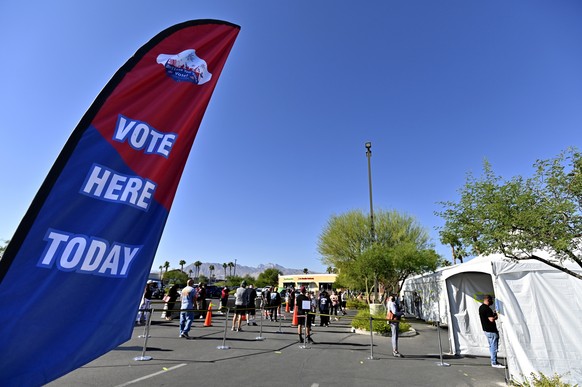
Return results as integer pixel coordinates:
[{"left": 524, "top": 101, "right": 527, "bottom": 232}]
[{"left": 152, "top": 262, "right": 312, "bottom": 280}]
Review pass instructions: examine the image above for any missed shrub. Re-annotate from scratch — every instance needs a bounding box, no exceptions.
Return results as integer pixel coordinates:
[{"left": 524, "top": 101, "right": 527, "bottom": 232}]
[
  {"left": 346, "top": 299, "right": 368, "bottom": 310},
  {"left": 510, "top": 373, "right": 577, "bottom": 387},
  {"left": 351, "top": 309, "right": 411, "bottom": 335}
]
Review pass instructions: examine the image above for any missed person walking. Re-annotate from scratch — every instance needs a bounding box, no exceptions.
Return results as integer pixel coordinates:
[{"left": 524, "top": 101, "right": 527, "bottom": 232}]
[
  {"left": 479, "top": 295, "right": 505, "bottom": 368},
  {"left": 179, "top": 279, "right": 196, "bottom": 339},
  {"left": 387, "top": 294, "right": 405, "bottom": 357},
  {"left": 232, "top": 281, "right": 247, "bottom": 332}
]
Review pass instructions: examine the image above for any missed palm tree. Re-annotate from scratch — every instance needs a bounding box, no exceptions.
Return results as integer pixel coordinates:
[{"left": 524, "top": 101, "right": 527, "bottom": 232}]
[
  {"left": 188, "top": 269, "right": 193, "bottom": 278},
  {"left": 179, "top": 260, "right": 186, "bottom": 272},
  {"left": 228, "top": 262, "right": 234, "bottom": 277},
  {"left": 159, "top": 265, "right": 163, "bottom": 281},
  {"left": 163, "top": 261, "right": 170, "bottom": 273},
  {"left": 209, "top": 265, "right": 215, "bottom": 281},
  {"left": 326, "top": 266, "right": 333, "bottom": 274},
  {"left": 194, "top": 261, "right": 202, "bottom": 279},
  {"left": 222, "top": 263, "right": 227, "bottom": 279},
  {"left": 303, "top": 268, "right": 309, "bottom": 274}
]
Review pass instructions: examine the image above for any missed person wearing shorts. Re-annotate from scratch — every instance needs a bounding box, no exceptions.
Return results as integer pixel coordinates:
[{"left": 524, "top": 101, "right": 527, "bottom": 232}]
[
  {"left": 296, "top": 286, "right": 314, "bottom": 343},
  {"left": 232, "top": 281, "right": 247, "bottom": 332}
]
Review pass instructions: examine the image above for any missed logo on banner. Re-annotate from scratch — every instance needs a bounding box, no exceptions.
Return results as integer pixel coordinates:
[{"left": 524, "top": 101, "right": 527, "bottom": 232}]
[{"left": 156, "top": 49, "right": 212, "bottom": 84}]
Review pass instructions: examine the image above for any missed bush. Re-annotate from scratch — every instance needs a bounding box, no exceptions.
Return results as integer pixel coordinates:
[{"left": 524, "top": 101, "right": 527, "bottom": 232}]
[
  {"left": 346, "top": 299, "right": 368, "bottom": 310},
  {"left": 510, "top": 373, "right": 578, "bottom": 387},
  {"left": 351, "top": 309, "right": 411, "bottom": 335}
]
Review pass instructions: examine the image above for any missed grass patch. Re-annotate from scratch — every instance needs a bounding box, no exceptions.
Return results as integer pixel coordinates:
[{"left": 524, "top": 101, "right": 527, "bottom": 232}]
[{"left": 351, "top": 309, "right": 411, "bottom": 335}]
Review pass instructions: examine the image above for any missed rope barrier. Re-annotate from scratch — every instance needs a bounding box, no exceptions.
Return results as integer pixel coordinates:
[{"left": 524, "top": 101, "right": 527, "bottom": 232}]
[{"left": 132, "top": 304, "right": 372, "bottom": 362}]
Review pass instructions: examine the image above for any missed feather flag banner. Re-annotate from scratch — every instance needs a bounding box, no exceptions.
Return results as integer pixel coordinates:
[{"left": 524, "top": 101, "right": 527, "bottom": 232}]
[{"left": 0, "top": 20, "right": 239, "bottom": 386}]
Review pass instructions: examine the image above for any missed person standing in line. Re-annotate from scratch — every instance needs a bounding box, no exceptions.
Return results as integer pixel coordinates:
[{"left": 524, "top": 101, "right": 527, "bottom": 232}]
[
  {"left": 136, "top": 280, "right": 154, "bottom": 325},
  {"left": 330, "top": 291, "right": 339, "bottom": 320},
  {"left": 196, "top": 284, "right": 207, "bottom": 319},
  {"left": 339, "top": 289, "right": 348, "bottom": 315},
  {"left": 261, "top": 286, "right": 271, "bottom": 320},
  {"left": 318, "top": 290, "right": 331, "bottom": 327},
  {"left": 164, "top": 284, "right": 180, "bottom": 321},
  {"left": 479, "top": 295, "right": 505, "bottom": 368},
  {"left": 220, "top": 286, "right": 229, "bottom": 313},
  {"left": 288, "top": 286, "right": 296, "bottom": 312},
  {"left": 179, "top": 279, "right": 196, "bottom": 339},
  {"left": 387, "top": 294, "right": 405, "bottom": 357},
  {"left": 269, "top": 287, "right": 281, "bottom": 321},
  {"left": 232, "top": 281, "right": 247, "bottom": 332},
  {"left": 295, "top": 286, "right": 314, "bottom": 343},
  {"left": 244, "top": 284, "right": 258, "bottom": 326}
]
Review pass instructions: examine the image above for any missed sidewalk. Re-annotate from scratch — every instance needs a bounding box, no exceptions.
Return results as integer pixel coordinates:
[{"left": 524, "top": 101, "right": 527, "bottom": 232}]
[{"left": 48, "top": 308, "right": 507, "bottom": 386}]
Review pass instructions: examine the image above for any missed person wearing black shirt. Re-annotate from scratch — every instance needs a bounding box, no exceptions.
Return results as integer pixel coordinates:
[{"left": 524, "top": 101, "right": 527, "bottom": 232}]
[
  {"left": 295, "top": 286, "right": 314, "bottom": 343},
  {"left": 479, "top": 295, "right": 504, "bottom": 368}
]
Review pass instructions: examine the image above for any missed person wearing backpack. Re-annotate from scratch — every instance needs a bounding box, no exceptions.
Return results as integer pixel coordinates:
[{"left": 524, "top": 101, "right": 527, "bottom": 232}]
[{"left": 269, "top": 287, "right": 281, "bottom": 321}]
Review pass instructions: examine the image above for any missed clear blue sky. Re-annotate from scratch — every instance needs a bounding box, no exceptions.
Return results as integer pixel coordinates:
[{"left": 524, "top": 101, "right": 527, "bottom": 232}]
[{"left": 1, "top": 1, "right": 581, "bottom": 274}]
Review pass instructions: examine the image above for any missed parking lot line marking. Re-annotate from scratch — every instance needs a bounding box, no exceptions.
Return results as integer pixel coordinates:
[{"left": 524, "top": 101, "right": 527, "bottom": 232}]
[{"left": 115, "top": 363, "right": 187, "bottom": 386}]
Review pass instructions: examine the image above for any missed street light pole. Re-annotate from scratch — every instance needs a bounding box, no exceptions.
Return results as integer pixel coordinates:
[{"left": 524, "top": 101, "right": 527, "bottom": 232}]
[
  {"left": 365, "top": 141, "right": 378, "bottom": 304},
  {"left": 365, "top": 141, "right": 375, "bottom": 239}
]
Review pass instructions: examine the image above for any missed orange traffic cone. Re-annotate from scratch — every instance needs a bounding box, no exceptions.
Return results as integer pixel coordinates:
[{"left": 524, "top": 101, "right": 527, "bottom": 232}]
[
  {"left": 204, "top": 303, "right": 213, "bottom": 327},
  {"left": 285, "top": 302, "right": 290, "bottom": 313},
  {"left": 242, "top": 313, "right": 247, "bottom": 321},
  {"left": 292, "top": 304, "right": 298, "bottom": 326}
]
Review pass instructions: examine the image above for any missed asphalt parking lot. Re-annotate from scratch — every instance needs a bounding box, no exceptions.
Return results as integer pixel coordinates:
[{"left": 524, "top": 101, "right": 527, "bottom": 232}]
[{"left": 47, "top": 306, "right": 508, "bottom": 387}]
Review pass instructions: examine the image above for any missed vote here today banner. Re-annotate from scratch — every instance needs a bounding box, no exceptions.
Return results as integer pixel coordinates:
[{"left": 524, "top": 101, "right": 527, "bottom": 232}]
[{"left": 0, "top": 20, "right": 239, "bottom": 386}]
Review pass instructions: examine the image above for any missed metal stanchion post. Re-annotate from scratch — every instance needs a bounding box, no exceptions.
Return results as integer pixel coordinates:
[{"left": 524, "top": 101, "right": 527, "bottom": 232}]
[
  {"left": 367, "top": 316, "right": 376, "bottom": 360},
  {"left": 217, "top": 308, "right": 231, "bottom": 350},
  {"left": 275, "top": 307, "right": 283, "bottom": 333},
  {"left": 435, "top": 321, "right": 450, "bottom": 366},
  {"left": 138, "top": 308, "right": 152, "bottom": 338},
  {"left": 134, "top": 308, "right": 153, "bottom": 361},
  {"left": 299, "top": 316, "right": 309, "bottom": 349},
  {"left": 256, "top": 306, "right": 265, "bottom": 341}
]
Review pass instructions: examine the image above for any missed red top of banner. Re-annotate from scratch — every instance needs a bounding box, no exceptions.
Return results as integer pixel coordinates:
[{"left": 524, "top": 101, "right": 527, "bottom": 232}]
[{"left": 92, "top": 21, "right": 239, "bottom": 211}]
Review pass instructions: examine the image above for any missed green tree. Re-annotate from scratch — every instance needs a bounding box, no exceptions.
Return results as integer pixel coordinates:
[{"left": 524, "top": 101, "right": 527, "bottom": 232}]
[
  {"left": 256, "top": 268, "right": 282, "bottom": 288},
  {"left": 194, "top": 261, "right": 202, "bottom": 279},
  {"left": 303, "top": 268, "right": 309, "bottom": 274},
  {"left": 438, "top": 148, "right": 582, "bottom": 280},
  {"left": 163, "top": 261, "right": 170, "bottom": 274},
  {"left": 163, "top": 269, "right": 188, "bottom": 286},
  {"left": 179, "top": 260, "right": 186, "bottom": 272},
  {"left": 198, "top": 274, "right": 209, "bottom": 284},
  {"left": 318, "top": 209, "right": 440, "bottom": 299},
  {"left": 226, "top": 274, "right": 255, "bottom": 288},
  {"left": 209, "top": 265, "right": 215, "bottom": 281}
]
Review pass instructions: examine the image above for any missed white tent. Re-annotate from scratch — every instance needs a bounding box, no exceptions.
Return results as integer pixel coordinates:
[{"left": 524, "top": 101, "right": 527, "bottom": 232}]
[
  {"left": 491, "top": 258, "right": 582, "bottom": 384},
  {"left": 441, "top": 254, "right": 582, "bottom": 384},
  {"left": 401, "top": 266, "right": 451, "bottom": 326}
]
